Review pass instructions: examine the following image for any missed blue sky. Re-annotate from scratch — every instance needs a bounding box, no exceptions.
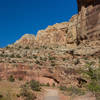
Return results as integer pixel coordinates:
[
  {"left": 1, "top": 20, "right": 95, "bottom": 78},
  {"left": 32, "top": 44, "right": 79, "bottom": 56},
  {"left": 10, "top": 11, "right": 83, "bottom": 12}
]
[{"left": 0, "top": 0, "right": 78, "bottom": 47}]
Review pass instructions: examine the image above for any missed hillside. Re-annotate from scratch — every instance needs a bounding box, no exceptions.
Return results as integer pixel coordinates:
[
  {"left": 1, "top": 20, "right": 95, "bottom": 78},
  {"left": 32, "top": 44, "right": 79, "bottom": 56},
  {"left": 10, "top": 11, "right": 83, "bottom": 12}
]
[{"left": 0, "top": 14, "right": 100, "bottom": 100}]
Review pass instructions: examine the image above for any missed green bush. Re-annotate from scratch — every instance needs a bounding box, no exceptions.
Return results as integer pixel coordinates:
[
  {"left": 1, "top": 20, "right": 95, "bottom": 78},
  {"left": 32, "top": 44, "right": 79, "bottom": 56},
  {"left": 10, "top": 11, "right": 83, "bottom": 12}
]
[
  {"left": 66, "top": 86, "right": 85, "bottom": 95},
  {"left": 49, "top": 56, "right": 56, "bottom": 61},
  {"left": 35, "top": 60, "right": 40, "bottom": 64},
  {"left": 18, "top": 77, "right": 23, "bottom": 81},
  {"left": 52, "top": 83, "right": 55, "bottom": 87},
  {"left": 19, "top": 46, "right": 22, "bottom": 49},
  {"left": 59, "top": 86, "right": 85, "bottom": 95},
  {"left": 51, "top": 63, "right": 55, "bottom": 67},
  {"left": 62, "top": 58, "right": 66, "bottom": 61},
  {"left": 59, "top": 85, "right": 67, "bottom": 91},
  {"left": 25, "top": 92, "right": 36, "bottom": 100},
  {"left": 25, "top": 46, "right": 30, "bottom": 49},
  {"left": 51, "top": 61, "right": 56, "bottom": 67},
  {"left": 82, "top": 66, "right": 100, "bottom": 99},
  {"left": 10, "top": 54, "right": 15, "bottom": 58},
  {"left": 20, "top": 86, "right": 36, "bottom": 100},
  {"left": 8, "top": 75, "right": 15, "bottom": 82},
  {"left": 88, "top": 81, "right": 100, "bottom": 92},
  {"left": 6, "top": 46, "right": 10, "bottom": 49},
  {"left": 46, "top": 83, "right": 50, "bottom": 87},
  {"left": 30, "top": 80, "right": 41, "bottom": 91},
  {"left": 0, "top": 54, "right": 4, "bottom": 57},
  {"left": 33, "top": 55, "right": 37, "bottom": 59},
  {"left": 16, "top": 54, "right": 21, "bottom": 58}
]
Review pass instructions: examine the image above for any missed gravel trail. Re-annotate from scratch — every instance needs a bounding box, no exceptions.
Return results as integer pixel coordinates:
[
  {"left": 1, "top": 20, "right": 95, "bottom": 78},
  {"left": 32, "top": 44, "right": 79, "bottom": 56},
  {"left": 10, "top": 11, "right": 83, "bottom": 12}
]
[{"left": 44, "top": 89, "right": 59, "bottom": 100}]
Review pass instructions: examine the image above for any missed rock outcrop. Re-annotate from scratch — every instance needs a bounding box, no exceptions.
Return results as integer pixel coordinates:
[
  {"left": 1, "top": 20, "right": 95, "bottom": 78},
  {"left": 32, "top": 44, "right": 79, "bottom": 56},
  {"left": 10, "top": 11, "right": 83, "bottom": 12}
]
[
  {"left": 14, "top": 34, "right": 36, "bottom": 47},
  {"left": 77, "top": 0, "right": 100, "bottom": 44},
  {"left": 36, "top": 15, "right": 78, "bottom": 46},
  {"left": 36, "top": 22, "right": 68, "bottom": 46}
]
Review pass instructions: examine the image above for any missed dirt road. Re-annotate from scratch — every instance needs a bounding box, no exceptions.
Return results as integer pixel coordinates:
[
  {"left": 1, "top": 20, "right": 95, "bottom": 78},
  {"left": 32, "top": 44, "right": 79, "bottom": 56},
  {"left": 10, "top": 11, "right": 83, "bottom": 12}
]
[{"left": 44, "top": 89, "right": 59, "bottom": 100}]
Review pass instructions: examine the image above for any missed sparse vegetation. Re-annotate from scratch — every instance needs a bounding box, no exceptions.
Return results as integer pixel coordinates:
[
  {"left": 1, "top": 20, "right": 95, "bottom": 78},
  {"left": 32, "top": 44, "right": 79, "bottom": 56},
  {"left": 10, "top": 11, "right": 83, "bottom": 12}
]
[
  {"left": 49, "top": 56, "right": 56, "bottom": 61},
  {"left": 30, "top": 80, "right": 41, "bottom": 91},
  {"left": 25, "top": 46, "right": 30, "bottom": 49},
  {"left": 46, "top": 82, "right": 50, "bottom": 87},
  {"left": 35, "top": 60, "right": 40, "bottom": 64},
  {"left": 0, "top": 94, "right": 3, "bottom": 99},
  {"left": 62, "top": 58, "right": 66, "bottom": 61},
  {"left": 52, "top": 83, "right": 55, "bottom": 87},
  {"left": 18, "top": 77, "right": 23, "bottom": 81},
  {"left": 20, "top": 84, "right": 36, "bottom": 100},
  {"left": 16, "top": 54, "right": 21, "bottom": 58},
  {"left": 66, "top": 86, "right": 85, "bottom": 96},
  {"left": 51, "top": 61, "right": 56, "bottom": 66},
  {"left": 33, "top": 55, "right": 37, "bottom": 59},
  {"left": 0, "top": 54, "right": 4, "bottom": 57},
  {"left": 74, "top": 59, "right": 80, "bottom": 65},
  {"left": 59, "top": 85, "right": 67, "bottom": 91},
  {"left": 8, "top": 75, "right": 15, "bottom": 82},
  {"left": 10, "top": 54, "right": 15, "bottom": 58},
  {"left": 59, "top": 85, "right": 85, "bottom": 96},
  {"left": 81, "top": 64, "right": 100, "bottom": 99},
  {"left": 18, "top": 46, "right": 22, "bottom": 49}
]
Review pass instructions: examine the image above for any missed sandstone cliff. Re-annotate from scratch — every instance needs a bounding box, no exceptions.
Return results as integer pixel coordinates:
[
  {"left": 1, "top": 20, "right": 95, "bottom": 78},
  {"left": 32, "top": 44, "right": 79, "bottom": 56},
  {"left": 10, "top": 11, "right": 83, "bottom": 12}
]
[
  {"left": 0, "top": 12, "right": 100, "bottom": 90},
  {"left": 14, "top": 34, "right": 36, "bottom": 47},
  {"left": 36, "top": 15, "right": 78, "bottom": 46}
]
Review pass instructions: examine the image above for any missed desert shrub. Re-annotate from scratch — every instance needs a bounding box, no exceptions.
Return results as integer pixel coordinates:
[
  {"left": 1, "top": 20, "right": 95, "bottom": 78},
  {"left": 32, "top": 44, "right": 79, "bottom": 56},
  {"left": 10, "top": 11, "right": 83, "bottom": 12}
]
[
  {"left": 59, "top": 85, "right": 85, "bottom": 95},
  {"left": 10, "top": 54, "right": 15, "bottom": 58},
  {"left": 87, "top": 81, "right": 100, "bottom": 92},
  {"left": 66, "top": 86, "right": 85, "bottom": 95},
  {"left": 8, "top": 75, "right": 15, "bottom": 82},
  {"left": 51, "top": 61, "right": 56, "bottom": 67},
  {"left": 25, "top": 46, "right": 30, "bottom": 49},
  {"left": 16, "top": 94, "right": 20, "bottom": 98},
  {"left": 59, "top": 85, "right": 67, "bottom": 91},
  {"left": 88, "top": 68, "right": 100, "bottom": 96},
  {"left": 40, "top": 83, "right": 50, "bottom": 87},
  {"left": 33, "top": 55, "right": 37, "bottom": 59},
  {"left": 35, "top": 60, "right": 40, "bottom": 64},
  {"left": 16, "top": 54, "right": 21, "bottom": 58},
  {"left": 74, "top": 59, "right": 80, "bottom": 65},
  {"left": 25, "top": 92, "right": 36, "bottom": 100},
  {"left": 6, "top": 46, "right": 10, "bottom": 49},
  {"left": 35, "top": 60, "right": 42, "bottom": 66},
  {"left": 51, "top": 63, "right": 55, "bottom": 67},
  {"left": 0, "top": 94, "right": 3, "bottom": 98},
  {"left": 19, "top": 46, "right": 22, "bottom": 49},
  {"left": 82, "top": 66, "right": 100, "bottom": 99},
  {"left": 20, "top": 86, "right": 29, "bottom": 97},
  {"left": 20, "top": 86, "right": 36, "bottom": 100},
  {"left": 0, "top": 54, "right": 4, "bottom": 57},
  {"left": 18, "top": 77, "right": 23, "bottom": 81},
  {"left": 52, "top": 83, "right": 55, "bottom": 87},
  {"left": 62, "top": 58, "right": 66, "bottom": 61},
  {"left": 46, "top": 83, "right": 50, "bottom": 87},
  {"left": 42, "top": 46, "right": 47, "bottom": 49},
  {"left": 49, "top": 56, "right": 56, "bottom": 61},
  {"left": 43, "top": 57, "right": 47, "bottom": 61},
  {"left": 4, "top": 55, "right": 8, "bottom": 57},
  {"left": 30, "top": 80, "right": 41, "bottom": 91}
]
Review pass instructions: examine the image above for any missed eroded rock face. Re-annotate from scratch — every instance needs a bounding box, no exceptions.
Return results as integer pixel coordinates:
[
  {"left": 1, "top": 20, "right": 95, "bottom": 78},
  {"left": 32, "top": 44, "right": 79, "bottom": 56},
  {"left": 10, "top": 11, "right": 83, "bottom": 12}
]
[
  {"left": 36, "top": 15, "right": 79, "bottom": 46},
  {"left": 77, "top": 0, "right": 100, "bottom": 44},
  {"left": 14, "top": 34, "right": 36, "bottom": 47},
  {"left": 36, "top": 22, "right": 68, "bottom": 46}
]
